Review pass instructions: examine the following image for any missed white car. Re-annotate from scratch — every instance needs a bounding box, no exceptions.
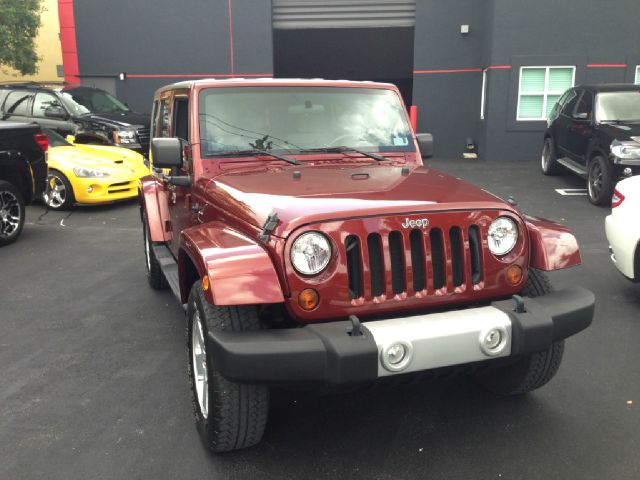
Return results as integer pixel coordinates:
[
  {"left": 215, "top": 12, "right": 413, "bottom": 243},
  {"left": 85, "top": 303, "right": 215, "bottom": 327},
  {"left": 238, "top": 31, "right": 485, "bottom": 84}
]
[{"left": 605, "top": 175, "right": 640, "bottom": 281}]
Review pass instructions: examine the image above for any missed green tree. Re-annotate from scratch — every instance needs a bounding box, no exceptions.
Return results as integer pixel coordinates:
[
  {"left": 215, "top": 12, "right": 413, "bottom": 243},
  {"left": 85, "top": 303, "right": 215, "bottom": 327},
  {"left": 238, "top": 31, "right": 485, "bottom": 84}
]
[{"left": 0, "top": 0, "right": 42, "bottom": 75}]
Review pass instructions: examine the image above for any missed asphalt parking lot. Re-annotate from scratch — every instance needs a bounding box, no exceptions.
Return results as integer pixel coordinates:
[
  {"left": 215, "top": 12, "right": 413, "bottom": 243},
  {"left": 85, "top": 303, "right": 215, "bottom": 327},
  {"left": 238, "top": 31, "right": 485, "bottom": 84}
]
[{"left": 1, "top": 158, "right": 639, "bottom": 480}]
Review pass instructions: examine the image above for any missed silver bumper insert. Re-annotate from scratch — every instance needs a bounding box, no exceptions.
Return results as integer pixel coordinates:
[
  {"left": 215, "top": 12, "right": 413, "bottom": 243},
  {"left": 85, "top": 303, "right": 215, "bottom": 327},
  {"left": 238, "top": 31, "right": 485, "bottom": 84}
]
[{"left": 363, "top": 306, "right": 512, "bottom": 377}]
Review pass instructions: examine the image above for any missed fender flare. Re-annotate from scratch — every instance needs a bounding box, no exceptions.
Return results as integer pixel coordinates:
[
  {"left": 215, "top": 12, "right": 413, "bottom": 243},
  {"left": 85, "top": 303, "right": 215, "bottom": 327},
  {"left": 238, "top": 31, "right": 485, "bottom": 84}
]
[
  {"left": 139, "top": 177, "right": 172, "bottom": 242},
  {"left": 526, "top": 216, "right": 581, "bottom": 271},
  {"left": 180, "top": 222, "right": 284, "bottom": 306}
]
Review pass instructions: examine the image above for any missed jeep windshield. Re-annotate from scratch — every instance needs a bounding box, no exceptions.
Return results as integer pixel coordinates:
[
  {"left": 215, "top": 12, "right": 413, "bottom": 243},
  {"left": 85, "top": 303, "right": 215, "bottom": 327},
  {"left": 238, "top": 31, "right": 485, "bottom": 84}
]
[
  {"left": 198, "top": 86, "right": 414, "bottom": 158},
  {"left": 595, "top": 91, "right": 640, "bottom": 123},
  {"left": 59, "top": 88, "right": 131, "bottom": 116}
]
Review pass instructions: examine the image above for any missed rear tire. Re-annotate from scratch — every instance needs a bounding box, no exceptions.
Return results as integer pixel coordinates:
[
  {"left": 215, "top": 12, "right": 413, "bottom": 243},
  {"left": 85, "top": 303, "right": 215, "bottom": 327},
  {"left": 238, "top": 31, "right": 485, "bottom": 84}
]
[
  {"left": 142, "top": 212, "right": 168, "bottom": 289},
  {"left": 0, "top": 181, "right": 25, "bottom": 246},
  {"left": 473, "top": 269, "right": 565, "bottom": 395},
  {"left": 541, "top": 137, "right": 562, "bottom": 175},
  {"left": 187, "top": 284, "right": 269, "bottom": 453},
  {"left": 587, "top": 156, "right": 614, "bottom": 206}
]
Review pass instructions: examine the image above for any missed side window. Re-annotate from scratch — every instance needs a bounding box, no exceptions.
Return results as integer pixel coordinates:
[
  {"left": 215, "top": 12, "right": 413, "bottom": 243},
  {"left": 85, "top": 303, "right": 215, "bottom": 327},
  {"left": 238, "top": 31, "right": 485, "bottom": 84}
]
[
  {"left": 151, "top": 100, "right": 161, "bottom": 137},
  {"left": 560, "top": 90, "right": 579, "bottom": 117},
  {"left": 32, "top": 93, "right": 64, "bottom": 118},
  {"left": 573, "top": 91, "right": 593, "bottom": 120},
  {"left": 173, "top": 97, "right": 189, "bottom": 141},
  {"left": 159, "top": 98, "right": 171, "bottom": 137},
  {"left": 2, "top": 90, "right": 34, "bottom": 116}
]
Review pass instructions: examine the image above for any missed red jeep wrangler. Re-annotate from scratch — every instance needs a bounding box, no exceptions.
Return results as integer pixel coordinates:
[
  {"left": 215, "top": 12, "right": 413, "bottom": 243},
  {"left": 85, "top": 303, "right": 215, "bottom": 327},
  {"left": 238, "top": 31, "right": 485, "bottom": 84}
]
[{"left": 139, "top": 79, "right": 594, "bottom": 453}]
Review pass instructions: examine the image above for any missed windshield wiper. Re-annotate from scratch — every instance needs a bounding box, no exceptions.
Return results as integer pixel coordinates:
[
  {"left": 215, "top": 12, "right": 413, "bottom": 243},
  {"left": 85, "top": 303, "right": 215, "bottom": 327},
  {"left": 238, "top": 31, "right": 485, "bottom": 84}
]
[
  {"left": 299, "top": 146, "right": 389, "bottom": 162},
  {"left": 206, "top": 149, "right": 301, "bottom": 165}
]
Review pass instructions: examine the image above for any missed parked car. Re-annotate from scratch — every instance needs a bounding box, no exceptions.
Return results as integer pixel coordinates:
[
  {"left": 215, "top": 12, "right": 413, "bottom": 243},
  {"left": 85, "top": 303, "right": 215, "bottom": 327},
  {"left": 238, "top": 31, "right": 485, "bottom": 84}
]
[
  {"left": 605, "top": 175, "right": 640, "bottom": 281},
  {"left": 140, "top": 79, "right": 594, "bottom": 453},
  {"left": 0, "top": 121, "right": 48, "bottom": 245},
  {"left": 542, "top": 84, "right": 640, "bottom": 205},
  {"left": 43, "top": 129, "right": 149, "bottom": 210},
  {"left": 0, "top": 82, "right": 150, "bottom": 154}
]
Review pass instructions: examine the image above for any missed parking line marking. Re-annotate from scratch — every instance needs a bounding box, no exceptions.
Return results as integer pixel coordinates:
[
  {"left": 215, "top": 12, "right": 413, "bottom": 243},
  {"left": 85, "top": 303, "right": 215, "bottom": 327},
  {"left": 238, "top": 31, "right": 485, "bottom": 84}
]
[{"left": 555, "top": 189, "right": 587, "bottom": 196}]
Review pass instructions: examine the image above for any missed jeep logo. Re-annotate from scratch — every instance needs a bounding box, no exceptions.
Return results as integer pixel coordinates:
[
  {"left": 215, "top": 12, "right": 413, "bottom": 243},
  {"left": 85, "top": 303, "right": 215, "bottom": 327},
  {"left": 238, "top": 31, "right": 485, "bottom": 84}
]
[{"left": 401, "top": 217, "right": 429, "bottom": 229}]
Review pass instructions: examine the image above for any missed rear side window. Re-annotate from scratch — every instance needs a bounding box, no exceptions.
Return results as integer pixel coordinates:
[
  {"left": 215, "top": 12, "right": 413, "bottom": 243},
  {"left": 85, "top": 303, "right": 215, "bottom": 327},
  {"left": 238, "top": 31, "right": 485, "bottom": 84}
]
[{"left": 2, "top": 90, "right": 34, "bottom": 116}]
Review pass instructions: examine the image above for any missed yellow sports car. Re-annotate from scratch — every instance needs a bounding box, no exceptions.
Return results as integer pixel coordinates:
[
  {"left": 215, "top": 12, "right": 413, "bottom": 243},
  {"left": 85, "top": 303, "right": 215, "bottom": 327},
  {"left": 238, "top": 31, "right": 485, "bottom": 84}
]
[{"left": 43, "top": 129, "right": 150, "bottom": 210}]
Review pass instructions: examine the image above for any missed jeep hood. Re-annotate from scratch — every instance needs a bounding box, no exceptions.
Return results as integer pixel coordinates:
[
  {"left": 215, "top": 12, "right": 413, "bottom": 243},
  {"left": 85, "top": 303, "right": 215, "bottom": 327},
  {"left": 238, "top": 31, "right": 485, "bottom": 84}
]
[{"left": 205, "top": 164, "right": 513, "bottom": 237}]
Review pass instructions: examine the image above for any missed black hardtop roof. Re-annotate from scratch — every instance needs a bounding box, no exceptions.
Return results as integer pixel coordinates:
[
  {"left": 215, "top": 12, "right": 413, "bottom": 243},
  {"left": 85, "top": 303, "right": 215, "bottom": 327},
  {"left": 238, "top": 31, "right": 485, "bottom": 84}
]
[{"left": 576, "top": 83, "right": 640, "bottom": 93}]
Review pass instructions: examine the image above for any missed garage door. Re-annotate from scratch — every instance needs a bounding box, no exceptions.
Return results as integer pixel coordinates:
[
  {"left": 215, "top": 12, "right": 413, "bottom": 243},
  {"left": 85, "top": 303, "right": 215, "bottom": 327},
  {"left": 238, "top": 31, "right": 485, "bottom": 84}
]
[{"left": 272, "top": 0, "right": 416, "bottom": 29}]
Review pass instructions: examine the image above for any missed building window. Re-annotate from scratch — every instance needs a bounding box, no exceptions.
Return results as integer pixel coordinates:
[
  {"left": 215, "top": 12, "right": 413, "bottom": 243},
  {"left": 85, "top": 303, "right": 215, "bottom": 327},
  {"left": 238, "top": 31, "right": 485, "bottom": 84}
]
[
  {"left": 480, "top": 68, "right": 487, "bottom": 119},
  {"left": 517, "top": 66, "right": 575, "bottom": 121},
  {"left": 635, "top": 66, "right": 640, "bottom": 84}
]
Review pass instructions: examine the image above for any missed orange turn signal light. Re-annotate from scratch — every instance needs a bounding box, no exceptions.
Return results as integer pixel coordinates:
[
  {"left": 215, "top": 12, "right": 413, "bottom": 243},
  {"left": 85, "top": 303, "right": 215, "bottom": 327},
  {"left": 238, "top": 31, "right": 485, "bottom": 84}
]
[
  {"left": 202, "top": 275, "right": 210, "bottom": 292},
  {"left": 506, "top": 265, "right": 523, "bottom": 286},
  {"left": 298, "top": 288, "right": 319, "bottom": 310}
]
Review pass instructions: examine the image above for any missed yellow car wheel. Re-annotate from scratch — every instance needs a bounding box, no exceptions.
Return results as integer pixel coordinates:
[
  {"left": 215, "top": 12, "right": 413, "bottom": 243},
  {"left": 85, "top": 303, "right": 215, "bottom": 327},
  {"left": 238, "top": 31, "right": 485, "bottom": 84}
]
[{"left": 44, "top": 170, "right": 75, "bottom": 211}]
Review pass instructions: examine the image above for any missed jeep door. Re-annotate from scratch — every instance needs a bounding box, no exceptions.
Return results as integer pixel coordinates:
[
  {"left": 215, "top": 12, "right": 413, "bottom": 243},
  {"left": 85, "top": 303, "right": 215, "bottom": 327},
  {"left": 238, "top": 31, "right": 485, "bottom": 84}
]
[
  {"left": 156, "top": 90, "right": 195, "bottom": 255},
  {"left": 564, "top": 90, "right": 594, "bottom": 165}
]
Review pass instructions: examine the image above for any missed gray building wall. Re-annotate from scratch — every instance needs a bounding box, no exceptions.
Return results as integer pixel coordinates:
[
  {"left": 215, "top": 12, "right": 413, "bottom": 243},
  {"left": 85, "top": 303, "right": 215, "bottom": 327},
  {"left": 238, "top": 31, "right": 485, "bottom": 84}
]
[{"left": 73, "top": 0, "right": 273, "bottom": 113}]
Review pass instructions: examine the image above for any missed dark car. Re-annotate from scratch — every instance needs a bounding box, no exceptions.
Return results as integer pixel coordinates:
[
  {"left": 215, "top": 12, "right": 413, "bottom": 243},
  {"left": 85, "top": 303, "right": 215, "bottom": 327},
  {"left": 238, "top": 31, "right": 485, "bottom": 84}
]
[
  {"left": 0, "top": 121, "right": 48, "bottom": 245},
  {"left": 0, "top": 83, "right": 150, "bottom": 155},
  {"left": 542, "top": 84, "right": 640, "bottom": 205}
]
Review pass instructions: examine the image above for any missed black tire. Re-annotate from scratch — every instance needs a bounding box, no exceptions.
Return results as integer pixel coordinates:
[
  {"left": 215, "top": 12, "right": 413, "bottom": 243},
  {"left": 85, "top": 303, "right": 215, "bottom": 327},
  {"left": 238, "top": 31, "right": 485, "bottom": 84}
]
[
  {"left": 187, "top": 283, "right": 269, "bottom": 453},
  {"left": 44, "top": 170, "right": 74, "bottom": 210},
  {"left": 473, "top": 269, "right": 565, "bottom": 395},
  {"left": 541, "top": 137, "right": 562, "bottom": 175},
  {"left": 142, "top": 212, "right": 168, "bottom": 289},
  {"left": 587, "top": 155, "right": 614, "bottom": 206},
  {"left": 0, "top": 180, "right": 26, "bottom": 246}
]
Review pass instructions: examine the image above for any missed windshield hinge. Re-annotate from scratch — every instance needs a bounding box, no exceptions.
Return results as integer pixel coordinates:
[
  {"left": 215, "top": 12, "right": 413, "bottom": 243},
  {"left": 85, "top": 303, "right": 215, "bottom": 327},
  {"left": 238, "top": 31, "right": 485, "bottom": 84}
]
[{"left": 258, "top": 210, "right": 279, "bottom": 243}]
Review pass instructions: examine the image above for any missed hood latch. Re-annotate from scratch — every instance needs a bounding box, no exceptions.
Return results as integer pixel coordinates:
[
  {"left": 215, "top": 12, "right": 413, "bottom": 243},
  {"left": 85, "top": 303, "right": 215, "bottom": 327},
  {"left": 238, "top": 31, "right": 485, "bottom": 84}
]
[{"left": 258, "top": 210, "right": 279, "bottom": 243}]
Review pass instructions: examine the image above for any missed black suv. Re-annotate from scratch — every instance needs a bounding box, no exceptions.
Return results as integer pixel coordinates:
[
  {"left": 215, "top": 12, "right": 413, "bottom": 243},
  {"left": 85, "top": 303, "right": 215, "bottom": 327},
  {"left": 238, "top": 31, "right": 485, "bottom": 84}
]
[
  {"left": 0, "top": 83, "right": 150, "bottom": 154},
  {"left": 542, "top": 84, "right": 640, "bottom": 205}
]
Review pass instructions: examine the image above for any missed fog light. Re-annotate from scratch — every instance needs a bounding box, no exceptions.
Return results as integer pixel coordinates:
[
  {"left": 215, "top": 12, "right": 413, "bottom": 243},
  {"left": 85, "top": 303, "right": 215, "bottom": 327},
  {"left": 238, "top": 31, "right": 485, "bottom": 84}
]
[
  {"left": 479, "top": 326, "right": 509, "bottom": 356},
  {"left": 87, "top": 186, "right": 93, "bottom": 193},
  {"left": 298, "top": 288, "right": 319, "bottom": 310},
  {"left": 623, "top": 167, "right": 632, "bottom": 177},
  {"left": 381, "top": 341, "right": 413, "bottom": 372},
  {"left": 506, "top": 265, "right": 523, "bottom": 286}
]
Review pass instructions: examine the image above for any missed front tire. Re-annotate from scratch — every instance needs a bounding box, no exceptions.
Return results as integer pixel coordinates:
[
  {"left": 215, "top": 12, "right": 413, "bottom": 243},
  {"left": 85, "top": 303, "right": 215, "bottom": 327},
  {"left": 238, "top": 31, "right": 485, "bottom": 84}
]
[
  {"left": 473, "top": 269, "right": 565, "bottom": 395},
  {"left": 541, "top": 137, "right": 561, "bottom": 175},
  {"left": 587, "top": 156, "right": 614, "bottom": 206},
  {"left": 187, "top": 284, "right": 269, "bottom": 452},
  {"left": 44, "top": 170, "right": 74, "bottom": 210},
  {"left": 0, "top": 181, "right": 25, "bottom": 246}
]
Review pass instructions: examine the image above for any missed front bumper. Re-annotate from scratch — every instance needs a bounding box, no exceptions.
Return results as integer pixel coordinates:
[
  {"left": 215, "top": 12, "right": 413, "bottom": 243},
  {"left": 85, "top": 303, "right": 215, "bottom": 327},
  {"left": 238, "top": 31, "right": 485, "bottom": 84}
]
[{"left": 207, "top": 287, "right": 595, "bottom": 385}]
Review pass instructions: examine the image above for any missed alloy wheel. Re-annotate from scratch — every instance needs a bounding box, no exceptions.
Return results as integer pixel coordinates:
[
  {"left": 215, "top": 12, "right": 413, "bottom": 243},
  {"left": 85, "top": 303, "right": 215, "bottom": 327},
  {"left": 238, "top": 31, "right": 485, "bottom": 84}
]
[
  {"left": 0, "top": 190, "right": 21, "bottom": 238},
  {"left": 541, "top": 141, "right": 550, "bottom": 171},
  {"left": 192, "top": 310, "right": 209, "bottom": 419},
  {"left": 589, "top": 162, "right": 603, "bottom": 200},
  {"left": 44, "top": 174, "right": 67, "bottom": 209}
]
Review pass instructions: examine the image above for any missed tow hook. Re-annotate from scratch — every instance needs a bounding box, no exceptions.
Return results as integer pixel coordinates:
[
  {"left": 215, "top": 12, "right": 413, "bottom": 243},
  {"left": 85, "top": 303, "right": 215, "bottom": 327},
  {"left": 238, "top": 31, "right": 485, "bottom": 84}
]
[
  {"left": 348, "top": 315, "right": 363, "bottom": 337},
  {"left": 512, "top": 294, "right": 526, "bottom": 313}
]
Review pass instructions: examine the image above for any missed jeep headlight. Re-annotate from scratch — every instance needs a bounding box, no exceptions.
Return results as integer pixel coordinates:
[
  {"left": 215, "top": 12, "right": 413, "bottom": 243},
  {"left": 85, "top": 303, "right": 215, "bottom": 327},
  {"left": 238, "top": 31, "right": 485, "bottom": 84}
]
[
  {"left": 291, "top": 232, "right": 332, "bottom": 275},
  {"left": 113, "top": 129, "right": 137, "bottom": 145},
  {"left": 488, "top": 217, "right": 518, "bottom": 256},
  {"left": 611, "top": 139, "right": 640, "bottom": 160},
  {"left": 73, "top": 167, "right": 110, "bottom": 178}
]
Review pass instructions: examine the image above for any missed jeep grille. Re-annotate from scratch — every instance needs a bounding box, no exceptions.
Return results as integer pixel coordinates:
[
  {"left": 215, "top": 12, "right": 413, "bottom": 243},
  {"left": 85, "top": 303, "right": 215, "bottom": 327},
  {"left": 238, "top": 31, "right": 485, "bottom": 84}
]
[{"left": 345, "top": 225, "right": 484, "bottom": 300}]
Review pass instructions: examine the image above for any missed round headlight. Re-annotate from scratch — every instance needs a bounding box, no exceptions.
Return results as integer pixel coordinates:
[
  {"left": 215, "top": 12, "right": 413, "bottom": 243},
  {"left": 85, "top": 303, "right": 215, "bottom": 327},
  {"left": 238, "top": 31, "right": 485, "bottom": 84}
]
[
  {"left": 488, "top": 217, "right": 518, "bottom": 256},
  {"left": 291, "top": 232, "right": 332, "bottom": 275}
]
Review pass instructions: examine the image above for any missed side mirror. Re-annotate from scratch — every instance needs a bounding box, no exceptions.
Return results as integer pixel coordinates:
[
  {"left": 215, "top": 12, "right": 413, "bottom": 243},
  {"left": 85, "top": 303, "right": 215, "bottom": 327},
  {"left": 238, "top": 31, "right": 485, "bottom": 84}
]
[
  {"left": 44, "top": 106, "right": 68, "bottom": 120},
  {"left": 416, "top": 133, "right": 434, "bottom": 159},
  {"left": 573, "top": 112, "right": 589, "bottom": 120},
  {"left": 151, "top": 137, "right": 182, "bottom": 168}
]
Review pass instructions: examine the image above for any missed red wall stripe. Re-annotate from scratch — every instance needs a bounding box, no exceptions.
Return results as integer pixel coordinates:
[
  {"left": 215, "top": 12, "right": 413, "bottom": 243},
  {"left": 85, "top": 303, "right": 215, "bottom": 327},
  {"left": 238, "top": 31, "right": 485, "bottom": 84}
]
[
  {"left": 126, "top": 73, "right": 273, "bottom": 79},
  {"left": 486, "top": 65, "right": 512, "bottom": 70},
  {"left": 57, "top": 0, "right": 79, "bottom": 84},
  {"left": 414, "top": 68, "right": 482, "bottom": 74},
  {"left": 586, "top": 63, "right": 627, "bottom": 68}
]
